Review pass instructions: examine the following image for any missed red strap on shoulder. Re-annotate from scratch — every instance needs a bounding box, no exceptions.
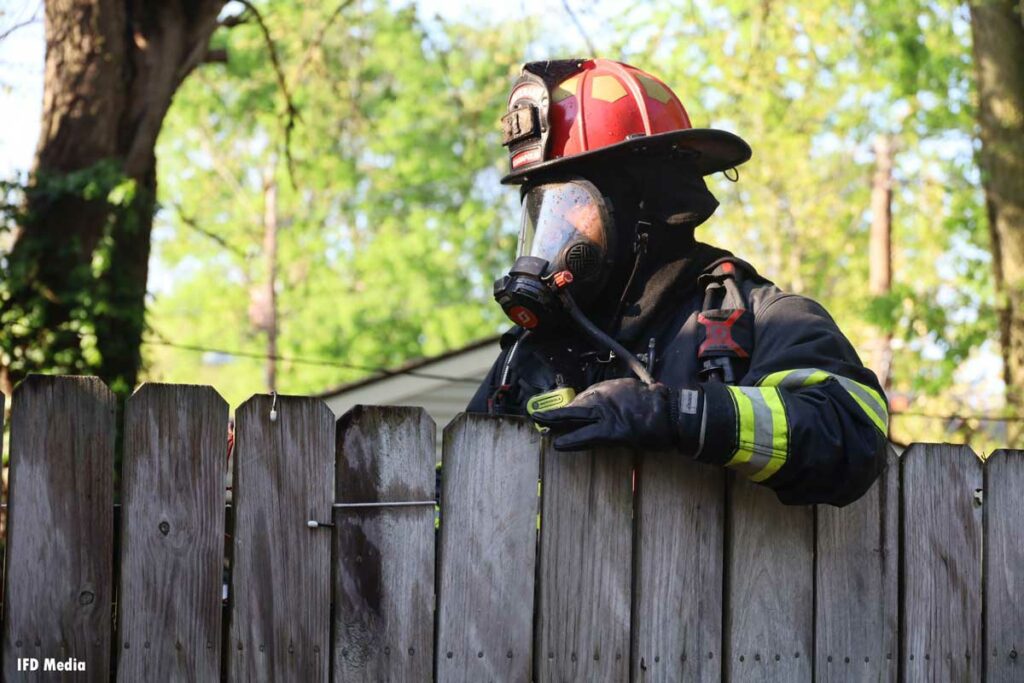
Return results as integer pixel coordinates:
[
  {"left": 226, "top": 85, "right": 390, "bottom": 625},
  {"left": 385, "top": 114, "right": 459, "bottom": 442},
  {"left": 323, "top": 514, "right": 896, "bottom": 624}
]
[{"left": 697, "top": 310, "right": 750, "bottom": 359}]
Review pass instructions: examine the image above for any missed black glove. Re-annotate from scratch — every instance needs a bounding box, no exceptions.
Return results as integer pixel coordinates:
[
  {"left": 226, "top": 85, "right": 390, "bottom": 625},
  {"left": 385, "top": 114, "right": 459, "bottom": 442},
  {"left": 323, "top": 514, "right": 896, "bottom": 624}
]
[{"left": 530, "top": 378, "right": 704, "bottom": 454}]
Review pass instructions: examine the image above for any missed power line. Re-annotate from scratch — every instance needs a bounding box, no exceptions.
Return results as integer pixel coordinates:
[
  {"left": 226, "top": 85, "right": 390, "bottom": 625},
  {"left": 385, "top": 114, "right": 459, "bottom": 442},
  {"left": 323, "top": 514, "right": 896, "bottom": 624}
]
[
  {"left": 142, "top": 338, "right": 1024, "bottom": 420},
  {"left": 890, "top": 410, "right": 1024, "bottom": 423},
  {"left": 142, "top": 338, "right": 483, "bottom": 385}
]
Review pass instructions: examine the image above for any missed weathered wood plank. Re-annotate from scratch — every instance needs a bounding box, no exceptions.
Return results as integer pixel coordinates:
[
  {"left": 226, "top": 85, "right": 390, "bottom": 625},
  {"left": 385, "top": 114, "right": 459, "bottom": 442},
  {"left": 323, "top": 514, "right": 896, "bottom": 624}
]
[
  {"left": 2, "top": 375, "right": 115, "bottom": 681},
  {"left": 901, "top": 443, "right": 982, "bottom": 682},
  {"left": 632, "top": 452, "right": 724, "bottom": 682},
  {"left": 333, "top": 406, "right": 436, "bottom": 682},
  {"left": 227, "top": 394, "right": 334, "bottom": 683},
  {"left": 435, "top": 414, "right": 541, "bottom": 683},
  {"left": 815, "top": 446, "right": 898, "bottom": 682},
  {"left": 726, "top": 475, "right": 813, "bottom": 682},
  {"left": 984, "top": 449, "right": 1024, "bottom": 682},
  {"left": 116, "top": 383, "right": 228, "bottom": 682},
  {"left": 536, "top": 445, "right": 633, "bottom": 683}
]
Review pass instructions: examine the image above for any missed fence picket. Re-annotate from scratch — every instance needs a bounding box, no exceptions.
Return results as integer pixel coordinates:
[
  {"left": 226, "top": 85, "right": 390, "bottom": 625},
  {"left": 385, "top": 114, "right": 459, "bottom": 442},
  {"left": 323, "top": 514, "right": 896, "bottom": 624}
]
[
  {"left": 726, "top": 476, "right": 814, "bottom": 682},
  {"left": 814, "top": 447, "right": 899, "bottom": 682},
  {"left": 0, "top": 373, "right": 1022, "bottom": 683},
  {"left": 227, "top": 394, "right": 334, "bottom": 682},
  {"left": 901, "top": 444, "right": 982, "bottom": 682},
  {"left": 2, "top": 375, "right": 116, "bottom": 682},
  {"left": 116, "top": 384, "right": 228, "bottom": 682},
  {"left": 632, "top": 453, "right": 724, "bottom": 682},
  {"left": 333, "top": 406, "right": 436, "bottom": 682},
  {"left": 536, "top": 445, "right": 633, "bottom": 683},
  {"left": 435, "top": 414, "right": 541, "bottom": 683},
  {"left": 983, "top": 449, "right": 1024, "bottom": 682}
]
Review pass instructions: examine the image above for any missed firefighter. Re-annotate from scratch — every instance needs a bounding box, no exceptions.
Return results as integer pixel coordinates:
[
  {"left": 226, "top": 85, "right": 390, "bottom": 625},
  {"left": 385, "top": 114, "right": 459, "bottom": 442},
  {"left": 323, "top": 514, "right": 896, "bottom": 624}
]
[{"left": 467, "top": 59, "right": 889, "bottom": 507}]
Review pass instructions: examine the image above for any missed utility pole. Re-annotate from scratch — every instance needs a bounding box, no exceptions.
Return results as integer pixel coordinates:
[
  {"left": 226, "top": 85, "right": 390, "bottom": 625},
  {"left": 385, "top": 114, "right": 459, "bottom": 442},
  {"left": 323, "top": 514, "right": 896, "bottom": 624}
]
[
  {"left": 262, "top": 169, "right": 279, "bottom": 393},
  {"left": 869, "top": 135, "right": 894, "bottom": 392}
]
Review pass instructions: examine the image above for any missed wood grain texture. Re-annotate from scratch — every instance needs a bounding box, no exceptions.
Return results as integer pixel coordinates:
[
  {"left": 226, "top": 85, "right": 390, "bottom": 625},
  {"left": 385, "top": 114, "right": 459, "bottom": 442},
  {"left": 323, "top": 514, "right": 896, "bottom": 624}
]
[
  {"left": 227, "top": 394, "right": 334, "bottom": 683},
  {"left": 901, "top": 444, "right": 982, "bottom": 682},
  {"left": 116, "top": 383, "right": 228, "bottom": 682},
  {"left": 632, "top": 452, "right": 724, "bottom": 683},
  {"left": 984, "top": 449, "right": 1024, "bottom": 682},
  {"left": 332, "top": 406, "right": 436, "bottom": 682},
  {"left": 2, "top": 375, "right": 115, "bottom": 682},
  {"left": 535, "top": 444, "right": 633, "bottom": 683},
  {"left": 726, "top": 476, "right": 813, "bottom": 683},
  {"left": 815, "top": 446, "right": 898, "bottom": 682},
  {"left": 435, "top": 414, "right": 541, "bottom": 683}
]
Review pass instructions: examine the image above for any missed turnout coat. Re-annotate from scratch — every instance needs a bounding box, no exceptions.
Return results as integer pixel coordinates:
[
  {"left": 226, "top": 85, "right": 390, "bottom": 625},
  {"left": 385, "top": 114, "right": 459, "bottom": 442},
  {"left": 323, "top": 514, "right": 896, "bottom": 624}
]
[{"left": 468, "top": 244, "right": 889, "bottom": 507}]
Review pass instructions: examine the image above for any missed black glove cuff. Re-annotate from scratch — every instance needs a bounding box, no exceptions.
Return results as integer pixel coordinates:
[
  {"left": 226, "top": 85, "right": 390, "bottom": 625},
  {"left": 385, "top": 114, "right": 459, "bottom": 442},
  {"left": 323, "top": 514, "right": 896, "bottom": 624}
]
[
  {"left": 694, "top": 381, "right": 739, "bottom": 465},
  {"left": 668, "top": 386, "right": 704, "bottom": 458}
]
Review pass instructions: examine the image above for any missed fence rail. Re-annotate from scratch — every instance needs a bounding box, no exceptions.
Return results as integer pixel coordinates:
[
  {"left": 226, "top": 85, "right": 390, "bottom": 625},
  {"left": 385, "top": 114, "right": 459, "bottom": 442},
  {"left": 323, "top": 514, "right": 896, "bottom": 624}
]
[{"left": 0, "top": 375, "right": 1020, "bottom": 682}]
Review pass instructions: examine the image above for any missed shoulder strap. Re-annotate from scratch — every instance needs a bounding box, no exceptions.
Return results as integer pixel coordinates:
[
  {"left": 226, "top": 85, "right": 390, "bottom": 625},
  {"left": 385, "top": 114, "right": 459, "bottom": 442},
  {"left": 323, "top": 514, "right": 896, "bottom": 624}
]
[{"left": 695, "top": 258, "right": 755, "bottom": 384}]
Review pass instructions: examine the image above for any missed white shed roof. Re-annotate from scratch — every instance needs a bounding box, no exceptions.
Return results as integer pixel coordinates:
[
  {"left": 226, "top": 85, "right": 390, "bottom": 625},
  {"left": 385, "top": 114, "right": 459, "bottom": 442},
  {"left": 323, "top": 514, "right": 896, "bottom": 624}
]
[{"left": 317, "top": 336, "right": 501, "bottom": 433}]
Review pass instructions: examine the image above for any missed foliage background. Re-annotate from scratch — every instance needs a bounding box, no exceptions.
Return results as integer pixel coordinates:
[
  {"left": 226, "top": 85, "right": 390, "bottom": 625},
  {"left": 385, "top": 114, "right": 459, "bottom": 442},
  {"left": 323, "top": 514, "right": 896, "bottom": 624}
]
[{"left": 0, "top": 0, "right": 1012, "bottom": 450}]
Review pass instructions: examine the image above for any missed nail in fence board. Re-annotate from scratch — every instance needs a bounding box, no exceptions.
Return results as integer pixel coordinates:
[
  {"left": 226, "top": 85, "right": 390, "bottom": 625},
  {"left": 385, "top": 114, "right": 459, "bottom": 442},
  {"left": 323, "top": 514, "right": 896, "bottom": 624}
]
[
  {"left": 227, "top": 394, "right": 334, "bottom": 682},
  {"left": 901, "top": 444, "right": 982, "bottom": 682},
  {"left": 632, "top": 453, "right": 724, "bottom": 682},
  {"left": 333, "top": 406, "right": 436, "bottom": 681},
  {"left": 117, "top": 384, "right": 228, "bottom": 682},
  {"left": 984, "top": 449, "right": 1024, "bottom": 682},
  {"left": 2, "top": 375, "right": 115, "bottom": 681},
  {"left": 815, "top": 447, "right": 898, "bottom": 682},
  {"left": 536, "top": 446, "right": 633, "bottom": 683},
  {"left": 435, "top": 415, "right": 541, "bottom": 683},
  {"left": 726, "top": 476, "right": 813, "bottom": 682}
]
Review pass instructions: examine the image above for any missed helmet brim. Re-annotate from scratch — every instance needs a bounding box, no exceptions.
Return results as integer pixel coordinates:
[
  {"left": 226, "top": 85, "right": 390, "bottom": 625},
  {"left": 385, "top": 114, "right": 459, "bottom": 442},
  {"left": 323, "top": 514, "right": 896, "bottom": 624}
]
[{"left": 500, "top": 128, "right": 752, "bottom": 185}]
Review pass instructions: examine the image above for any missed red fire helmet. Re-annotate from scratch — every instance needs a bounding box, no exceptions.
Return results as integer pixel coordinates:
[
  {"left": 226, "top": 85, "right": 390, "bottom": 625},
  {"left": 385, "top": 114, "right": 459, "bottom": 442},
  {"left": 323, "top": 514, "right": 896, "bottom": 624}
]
[{"left": 500, "top": 58, "right": 751, "bottom": 184}]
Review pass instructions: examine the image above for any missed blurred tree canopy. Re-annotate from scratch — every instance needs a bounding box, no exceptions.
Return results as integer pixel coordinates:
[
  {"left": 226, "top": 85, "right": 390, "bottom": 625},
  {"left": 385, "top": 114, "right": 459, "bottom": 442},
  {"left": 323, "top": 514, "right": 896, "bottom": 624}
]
[
  {"left": 144, "top": 0, "right": 530, "bottom": 404},
  {"left": 603, "top": 0, "right": 1002, "bottom": 445},
  {"left": 1, "top": 0, "right": 1018, "bottom": 447}
]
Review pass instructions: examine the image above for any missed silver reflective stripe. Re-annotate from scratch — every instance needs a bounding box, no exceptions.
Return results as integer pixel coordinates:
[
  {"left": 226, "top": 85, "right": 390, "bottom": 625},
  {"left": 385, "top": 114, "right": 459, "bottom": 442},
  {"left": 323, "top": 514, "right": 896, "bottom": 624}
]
[
  {"left": 759, "top": 367, "right": 889, "bottom": 432},
  {"left": 731, "top": 387, "right": 776, "bottom": 477},
  {"left": 836, "top": 376, "right": 889, "bottom": 429},
  {"left": 772, "top": 367, "right": 818, "bottom": 388}
]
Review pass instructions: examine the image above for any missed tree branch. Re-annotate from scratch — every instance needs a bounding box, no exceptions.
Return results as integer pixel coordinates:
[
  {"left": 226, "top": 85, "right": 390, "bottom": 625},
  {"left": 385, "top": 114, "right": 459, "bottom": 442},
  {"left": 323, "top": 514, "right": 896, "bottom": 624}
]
[
  {"left": 0, "top": 3, "right": 41, "bottom": 43},
  {"left": 235, "top": 0, "right": 300, "bottom": 189},
  {"left": 561, "top": 0, "right": 597, "bottom": 56},
  {"left": 173, "top": 204, "right": 250, "bottom": 259},
  {"left": 218, "top": 12, "right": 249, "bottom": 29},
  {"left": 204, "top": 47, "right": 228, "bottom": 63},
  {"left": 293, "top": 0, "right": 357, "bottom": 83}
]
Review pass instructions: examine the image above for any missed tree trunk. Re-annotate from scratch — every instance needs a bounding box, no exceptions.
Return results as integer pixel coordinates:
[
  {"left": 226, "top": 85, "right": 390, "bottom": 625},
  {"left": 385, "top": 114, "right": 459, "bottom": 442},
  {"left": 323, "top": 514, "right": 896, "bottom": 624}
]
[
  {"left": 0, "top": 0, "right": 225, "bottom": 398},
  {"left": 969, "top": 0, "right": 1024, "bottom": 406},
  {"left": 869, "top": 135, "right": 894, "bottom": 392}
]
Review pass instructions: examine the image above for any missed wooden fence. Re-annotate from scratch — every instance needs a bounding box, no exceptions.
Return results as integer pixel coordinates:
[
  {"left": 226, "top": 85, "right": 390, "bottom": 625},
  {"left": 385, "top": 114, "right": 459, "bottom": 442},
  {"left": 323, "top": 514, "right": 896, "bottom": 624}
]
[{"left": 0, "top": 374, "right": 1020, "bottom": 682}]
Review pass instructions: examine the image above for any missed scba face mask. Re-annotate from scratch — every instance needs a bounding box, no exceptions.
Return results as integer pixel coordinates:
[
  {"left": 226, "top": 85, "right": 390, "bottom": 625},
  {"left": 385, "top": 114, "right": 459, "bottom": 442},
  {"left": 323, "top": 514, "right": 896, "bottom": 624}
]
[{"left": 493, "top": 178, "right": 616, "bottom": 330}]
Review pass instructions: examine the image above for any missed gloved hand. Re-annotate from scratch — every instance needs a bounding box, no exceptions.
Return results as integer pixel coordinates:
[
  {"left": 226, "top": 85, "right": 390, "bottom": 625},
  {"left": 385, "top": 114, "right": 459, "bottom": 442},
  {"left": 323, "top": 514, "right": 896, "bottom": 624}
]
[{"left": 530, "top": 377, "right": 704, "bottom": 454}]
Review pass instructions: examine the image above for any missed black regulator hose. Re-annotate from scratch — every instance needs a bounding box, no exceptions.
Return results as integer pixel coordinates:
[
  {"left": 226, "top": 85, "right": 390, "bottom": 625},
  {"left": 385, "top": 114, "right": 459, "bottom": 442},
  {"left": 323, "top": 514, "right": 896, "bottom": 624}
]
[{"left": 559, "top": 289, "right": 656, "bottom": 386}]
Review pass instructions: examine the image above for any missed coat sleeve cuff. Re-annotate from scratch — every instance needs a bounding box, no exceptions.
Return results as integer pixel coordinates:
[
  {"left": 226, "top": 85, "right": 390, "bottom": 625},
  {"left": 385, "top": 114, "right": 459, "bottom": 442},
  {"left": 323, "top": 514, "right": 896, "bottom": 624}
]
[{"left": 695, "top": 381, "right": 738, "bottom": 465}]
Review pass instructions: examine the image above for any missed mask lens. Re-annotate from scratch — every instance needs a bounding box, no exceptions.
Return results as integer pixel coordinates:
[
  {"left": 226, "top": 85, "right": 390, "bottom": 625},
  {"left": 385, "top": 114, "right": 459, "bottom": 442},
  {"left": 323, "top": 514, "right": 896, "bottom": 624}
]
[{"left": 518, "top": 181, "right": 610, "bottom": 273}]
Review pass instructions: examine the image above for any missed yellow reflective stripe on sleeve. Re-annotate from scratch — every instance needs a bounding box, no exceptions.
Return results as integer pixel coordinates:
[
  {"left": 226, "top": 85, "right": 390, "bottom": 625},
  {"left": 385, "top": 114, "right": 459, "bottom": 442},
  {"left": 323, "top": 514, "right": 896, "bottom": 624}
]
[
  {"left": 728, "top": 386, "right": 757, "bottom": 471},
  {"left": 750, "top": 388, "right": 788, "bottom": 482},
  {"left": 757, "top": 368, "right": 889, "bottom": 432},
  {"left": 725, "top": 386, "right": 788, "bottom": 482}
]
